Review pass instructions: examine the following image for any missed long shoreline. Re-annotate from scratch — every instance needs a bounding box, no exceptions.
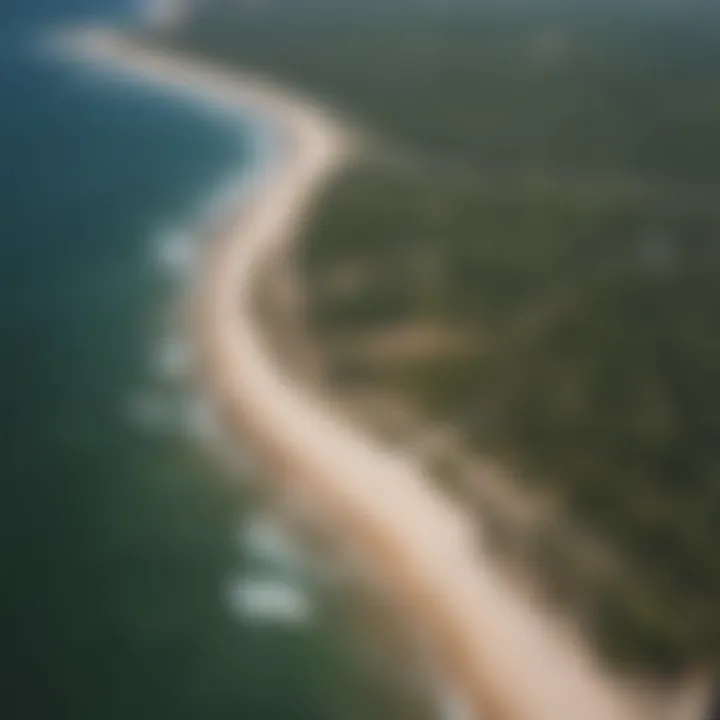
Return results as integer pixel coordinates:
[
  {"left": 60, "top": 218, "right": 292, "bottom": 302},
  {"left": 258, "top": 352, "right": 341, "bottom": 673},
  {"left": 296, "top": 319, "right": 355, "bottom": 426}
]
[{"left": 63, "top": 29, "right": 652, "bottom": 720}]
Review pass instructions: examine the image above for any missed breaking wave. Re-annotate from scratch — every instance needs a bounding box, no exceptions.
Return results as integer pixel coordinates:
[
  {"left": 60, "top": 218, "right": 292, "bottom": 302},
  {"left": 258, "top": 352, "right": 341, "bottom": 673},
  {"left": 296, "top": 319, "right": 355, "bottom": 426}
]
[
  {"left": 152, "top": 333, "right": 192, "bottom": 381},
  {"left": 241, "top": 514, "right": 309, "bottom": 577},
  {"left": 153, "top": 226, "right": 196, "bottom": 277},
  {"left": 225, "top": 575, "right": 314, "bottom": 627}
]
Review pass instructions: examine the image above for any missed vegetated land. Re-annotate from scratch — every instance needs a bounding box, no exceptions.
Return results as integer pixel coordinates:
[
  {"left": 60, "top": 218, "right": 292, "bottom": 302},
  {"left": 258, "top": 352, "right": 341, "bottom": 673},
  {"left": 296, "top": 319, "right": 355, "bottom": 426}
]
[{"left": 158, "top": 3, "right": 720, "bottom": 677}]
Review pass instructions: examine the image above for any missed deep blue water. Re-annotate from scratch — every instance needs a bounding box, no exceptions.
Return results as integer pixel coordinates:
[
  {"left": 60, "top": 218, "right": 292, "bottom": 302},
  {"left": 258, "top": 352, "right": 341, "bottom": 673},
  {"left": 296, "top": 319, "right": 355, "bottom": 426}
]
[{"left": 0, "top": 3, "right": 429, "bottom": 719}]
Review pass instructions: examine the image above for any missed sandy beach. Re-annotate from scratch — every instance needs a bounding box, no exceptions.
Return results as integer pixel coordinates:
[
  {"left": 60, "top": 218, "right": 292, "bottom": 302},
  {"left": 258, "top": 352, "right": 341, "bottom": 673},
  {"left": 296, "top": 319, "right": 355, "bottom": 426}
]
[{"left": 61, "top": 29, "right": 665, "bottom": 720}]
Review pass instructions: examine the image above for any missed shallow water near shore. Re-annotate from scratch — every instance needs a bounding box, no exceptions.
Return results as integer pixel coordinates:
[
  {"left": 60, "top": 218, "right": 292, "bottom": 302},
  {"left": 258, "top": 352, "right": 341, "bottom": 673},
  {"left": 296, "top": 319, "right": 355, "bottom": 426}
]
[{"left": 0, "top": 3, "right": 438, "bottom": 719}]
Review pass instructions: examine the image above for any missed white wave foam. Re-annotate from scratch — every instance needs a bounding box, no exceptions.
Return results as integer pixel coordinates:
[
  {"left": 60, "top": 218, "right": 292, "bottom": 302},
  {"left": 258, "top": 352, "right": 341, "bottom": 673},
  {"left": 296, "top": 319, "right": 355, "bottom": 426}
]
[
  {"left": 241, "top": 515, "right": 307, "bottom": 571},
  {"left": 199, "top": 126, "right": 275, "bottom": 226},
  {"left": 225, "top": 575, "right": 314, "bottom": 626},
  {"left": 153, "top": 227, "right": 196, "bottom": 275},
  {"left": 153, "top": 334, "right": 192, "bottom": 380},
  {"left": 202, "top": 175, "right": 252, "bottom": 227}
]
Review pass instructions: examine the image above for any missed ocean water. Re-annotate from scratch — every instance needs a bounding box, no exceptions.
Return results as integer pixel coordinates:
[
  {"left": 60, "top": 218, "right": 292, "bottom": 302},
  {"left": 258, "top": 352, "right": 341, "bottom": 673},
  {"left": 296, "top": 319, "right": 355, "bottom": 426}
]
[{"left": 0, "top": 2, "right": 436, "bottom": 719}]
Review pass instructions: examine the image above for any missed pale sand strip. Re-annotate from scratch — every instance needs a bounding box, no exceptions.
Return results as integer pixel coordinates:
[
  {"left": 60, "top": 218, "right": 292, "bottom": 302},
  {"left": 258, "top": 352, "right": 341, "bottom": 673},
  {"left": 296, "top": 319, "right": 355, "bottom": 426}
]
[{"left": 64, "top": 29, "right": 644, "bottom": 720}]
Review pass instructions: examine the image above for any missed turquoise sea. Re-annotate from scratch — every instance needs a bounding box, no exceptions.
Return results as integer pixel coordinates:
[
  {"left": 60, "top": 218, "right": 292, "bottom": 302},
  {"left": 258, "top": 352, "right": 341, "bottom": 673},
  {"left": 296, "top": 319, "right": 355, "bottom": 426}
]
[{"left": 0, "top": 2, "right": 435, "bottom": 719}]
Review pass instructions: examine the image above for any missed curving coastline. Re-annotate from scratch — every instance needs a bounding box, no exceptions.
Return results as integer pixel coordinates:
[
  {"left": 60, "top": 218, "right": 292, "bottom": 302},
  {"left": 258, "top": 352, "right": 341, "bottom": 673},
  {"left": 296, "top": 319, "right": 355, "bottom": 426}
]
[{"left": 62, "top": 29, "right": 649, "bottom": 720}]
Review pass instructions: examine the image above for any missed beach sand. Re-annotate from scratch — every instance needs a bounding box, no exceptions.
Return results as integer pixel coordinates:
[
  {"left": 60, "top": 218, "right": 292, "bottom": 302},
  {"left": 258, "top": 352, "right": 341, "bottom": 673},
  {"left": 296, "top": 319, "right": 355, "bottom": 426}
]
[{"left": 61, "top": 28, "right": 664, "bottom": 720}]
